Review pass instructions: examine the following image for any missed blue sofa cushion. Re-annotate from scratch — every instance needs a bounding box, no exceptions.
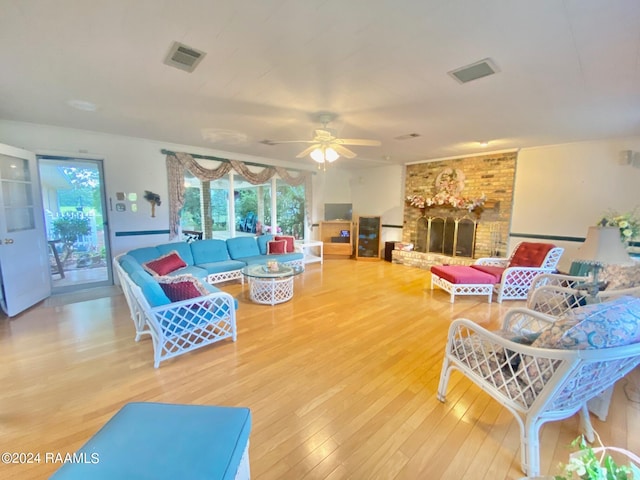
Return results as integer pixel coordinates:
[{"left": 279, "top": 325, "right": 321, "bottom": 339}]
[
  {"left": 130, "top": 271, "right": 171, "bottom": 307},
  {"left": 191, "top": 239, "right": 231, "bottom": 263},
  {"left": 50, "top": 402, "right": 251, "bottom": 480},
  {"left": 156, "top": 242, "right": 195, "bottom": 266},
  {"left": 226, "top": 237, "right": 260, "bottom": 259},
  {"left": 198, "top": 260, "right": 246, "bottom": 275},
  {"left": 127, "top": 246, "right": 161, "bottom": 265},
  {"left": 170, "top": 265, "right": 209, "bottom": 280},
  {"left": 256, "top": 234, "right": 274, "bottom": 255}
]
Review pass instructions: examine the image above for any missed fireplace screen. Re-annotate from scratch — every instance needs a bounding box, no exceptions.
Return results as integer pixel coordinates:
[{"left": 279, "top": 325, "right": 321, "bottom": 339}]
[{"left": 415, "top": 216, "right": 477, "bottom": 257}]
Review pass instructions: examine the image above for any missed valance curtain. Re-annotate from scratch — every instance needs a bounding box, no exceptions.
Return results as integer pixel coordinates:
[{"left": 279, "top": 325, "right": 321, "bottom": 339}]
[{"left": 166, "top": 152, "right": 312, "bottom": 239}]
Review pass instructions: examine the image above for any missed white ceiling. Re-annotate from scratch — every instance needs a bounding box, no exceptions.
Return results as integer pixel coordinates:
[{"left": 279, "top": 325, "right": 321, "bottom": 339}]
[{"left": 1, "top": 0, "right": 640, "bottom": 168}]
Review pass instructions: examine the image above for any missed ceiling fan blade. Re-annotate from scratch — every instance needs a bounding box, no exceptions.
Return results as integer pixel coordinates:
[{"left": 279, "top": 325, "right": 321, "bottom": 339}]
[
  {"left": 266, "top": 140, "right": 315, "bottom": 145},
  {"left": 335, "top": 138, "right": 381, "bottom": 147},
  {"left": 332, "top": 144, "right": 357, "bottom": 159},
  {"left": 296, "top": 144, "right": 320, "bottom": 158}
]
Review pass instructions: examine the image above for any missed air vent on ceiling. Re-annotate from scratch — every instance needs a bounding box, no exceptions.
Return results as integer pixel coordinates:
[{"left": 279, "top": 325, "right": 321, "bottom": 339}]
[
  {"left": 448, "top": 58, "right": 499, "bottom": 84},
  {"left": 164, "top": 41, "right": 206, "bottom": 73}
]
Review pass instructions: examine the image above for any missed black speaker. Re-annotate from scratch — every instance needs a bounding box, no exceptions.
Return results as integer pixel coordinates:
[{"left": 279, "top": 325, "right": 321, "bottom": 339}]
[{"left": 384, "top": 241, "right": 395, "bottom": 262}]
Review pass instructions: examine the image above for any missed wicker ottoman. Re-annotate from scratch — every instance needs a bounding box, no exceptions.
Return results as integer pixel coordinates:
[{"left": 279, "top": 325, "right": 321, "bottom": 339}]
[
  {"left": 51, "top": 402, "right": 251, "bottom": 480},
  {"left": 430, "top": 265, "right": 498, "bottom": 303}
]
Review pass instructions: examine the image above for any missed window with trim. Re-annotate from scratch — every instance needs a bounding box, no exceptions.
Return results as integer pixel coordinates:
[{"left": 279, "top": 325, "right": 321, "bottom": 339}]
[{"left": 180, "top": 173, "right": 305, "bottom": 239}]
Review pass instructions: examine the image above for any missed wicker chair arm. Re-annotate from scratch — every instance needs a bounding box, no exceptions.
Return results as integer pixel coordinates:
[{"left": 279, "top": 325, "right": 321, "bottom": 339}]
[
  {"left": 474, "top": 257, "right": 509, "bottom": 267},
  {"left": 148, "top": 291, "right": 235, "bottom": 315},
  {"left": 449, "top": 317, "right": 567, "bottom": 357},
  {"left": 530, "top": 273, "right": 589, "bottom": 291},
  {"left": 598, "top": 285, "right": 640, "bottom": 300},
  {"left": 500, "top": 307, "right": 556, "bottom": 335}
]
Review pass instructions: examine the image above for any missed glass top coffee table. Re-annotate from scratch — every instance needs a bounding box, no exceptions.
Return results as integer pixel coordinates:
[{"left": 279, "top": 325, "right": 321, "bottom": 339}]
[{"left": 241, "top": 263, "right": 304, "bottom": 305}]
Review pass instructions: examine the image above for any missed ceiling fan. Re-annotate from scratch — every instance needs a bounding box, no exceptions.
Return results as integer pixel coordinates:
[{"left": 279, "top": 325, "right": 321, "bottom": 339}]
[{"left": 263, "top": 113, "right": 381, "bottom": 165}]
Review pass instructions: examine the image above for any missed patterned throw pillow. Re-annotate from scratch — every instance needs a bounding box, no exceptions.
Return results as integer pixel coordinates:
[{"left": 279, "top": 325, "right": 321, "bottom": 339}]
[
  {"left": 157, "top": 274, "right": 209, "bottom": 302},
  {"left": 532, "top": 295, "right": 640, "bottom": 350},
  {"left": 143, "top": 250, "right": 187, "bottom": 276},
  {"left": 275, "top": 235, "right": 295, "bottom": 253},
  {"left": 517, "top": 295, "right": 640, "bottom": 399},
  {"left": 267, "top": 240, "right": 287, "bottom": 254},
  {"left": 601, "top": 264, "right": 640, "bottom": 291}
]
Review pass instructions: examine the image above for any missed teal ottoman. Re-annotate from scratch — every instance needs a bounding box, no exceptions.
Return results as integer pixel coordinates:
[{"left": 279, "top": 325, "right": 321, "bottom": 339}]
[{"left": 51, "top": 402, "right": 251, "bottom": 480}]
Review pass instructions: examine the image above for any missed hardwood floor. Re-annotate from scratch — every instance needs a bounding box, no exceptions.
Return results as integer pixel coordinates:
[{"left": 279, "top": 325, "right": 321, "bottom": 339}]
[{"left": 1, "top": 259, "right": 638, "bottom": 479}]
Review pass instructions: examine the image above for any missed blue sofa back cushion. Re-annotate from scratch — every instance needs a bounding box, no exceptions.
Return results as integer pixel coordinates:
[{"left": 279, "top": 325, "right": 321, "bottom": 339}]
[
  {"left": 130, "top": 271, "right": 171, "bottom": 307},
  {"left": 226, "top": 237, "right": 260, "bottom": 259},
  {"left": 157, "top": 242, "right": 194, "bottom": 266},
  {"left": 256, "top": 234, "right": 274, "bottom": 255},
  {"left": 191, "top": 239, "right": 231, "bottom": 264},
  {"left": 127, "top": 246, "right": 161, "bottom": 265},
  {"left": 119, "top": 254, "right": 147, "bottom": 277}
]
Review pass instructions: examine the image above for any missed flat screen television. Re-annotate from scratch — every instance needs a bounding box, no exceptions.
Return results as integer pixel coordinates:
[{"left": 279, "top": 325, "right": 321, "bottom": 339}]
[{"left": 324, "top": 203, "right": 352, "bottom": 221}]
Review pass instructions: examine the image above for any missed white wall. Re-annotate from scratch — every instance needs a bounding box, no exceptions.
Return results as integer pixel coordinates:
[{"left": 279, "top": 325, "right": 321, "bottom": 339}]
[
  {"left": 349, "top": 164, "right": 405, "bottom": 244},
  {"left": 512, "top": 137, "right": 640, "bottom": 271}
]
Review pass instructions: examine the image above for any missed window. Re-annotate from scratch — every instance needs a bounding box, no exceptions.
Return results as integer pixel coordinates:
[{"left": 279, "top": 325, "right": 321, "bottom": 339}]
[{"left": 180, "top": 172, "right": 305, "bottom": 239}]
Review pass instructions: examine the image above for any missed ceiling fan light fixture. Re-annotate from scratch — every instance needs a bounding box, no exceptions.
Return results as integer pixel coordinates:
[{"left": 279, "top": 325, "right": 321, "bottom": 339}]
[
  {"left": 310, "top": 148, "right": 325, "bottom": 163},
  {"left": 325, "top": 148, "right": 339, "bottom": 162},
  {"left": 310, "top": 147, "right": 340, "bottom": 163}
]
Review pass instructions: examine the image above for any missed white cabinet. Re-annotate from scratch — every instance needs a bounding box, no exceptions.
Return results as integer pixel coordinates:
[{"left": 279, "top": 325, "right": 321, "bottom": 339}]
[{"left": 295, "top": 240, "right": 323, "bottom": 264}]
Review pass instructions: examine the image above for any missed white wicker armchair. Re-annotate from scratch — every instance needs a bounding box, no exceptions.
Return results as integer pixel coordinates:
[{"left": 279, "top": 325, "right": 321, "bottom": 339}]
[
  {"left": 473, "top": 243, "right": 564, "bottom": 302},
  {"left": 437, "top": 306, "right": 640, "bottom": 477}
]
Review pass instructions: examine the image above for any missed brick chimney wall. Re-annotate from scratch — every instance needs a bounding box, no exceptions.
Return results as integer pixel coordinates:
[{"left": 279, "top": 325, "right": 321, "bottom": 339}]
[{"left": 403, "top": 151, "right": 517, "bottom": 258}]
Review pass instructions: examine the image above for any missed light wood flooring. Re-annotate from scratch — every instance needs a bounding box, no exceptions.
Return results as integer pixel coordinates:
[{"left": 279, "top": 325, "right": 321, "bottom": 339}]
[{"left": 1, "top": 259, "right": 638, "bottom": 479}]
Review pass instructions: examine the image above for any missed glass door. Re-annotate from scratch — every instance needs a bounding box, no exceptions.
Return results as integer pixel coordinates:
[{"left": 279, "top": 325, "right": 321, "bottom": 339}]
[{"left": 38, "top": 156, "right": 112, "bottom": 293}]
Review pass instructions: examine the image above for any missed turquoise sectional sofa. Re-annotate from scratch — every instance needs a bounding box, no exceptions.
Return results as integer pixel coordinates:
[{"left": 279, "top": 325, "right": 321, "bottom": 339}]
[{"left": 114, "top": 235, "right": 304, "bottom": 367}]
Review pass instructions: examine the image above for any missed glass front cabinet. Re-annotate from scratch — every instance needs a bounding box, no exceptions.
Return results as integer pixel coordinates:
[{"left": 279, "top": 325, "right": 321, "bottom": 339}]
[{"left": 356, "top": 216, "right": 381, "bottom": 260}]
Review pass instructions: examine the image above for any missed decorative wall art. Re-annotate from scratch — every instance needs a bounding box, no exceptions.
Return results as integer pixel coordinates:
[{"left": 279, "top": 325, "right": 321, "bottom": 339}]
[{"left": 143, "top": 191, "right": 161, "bottom": 217}]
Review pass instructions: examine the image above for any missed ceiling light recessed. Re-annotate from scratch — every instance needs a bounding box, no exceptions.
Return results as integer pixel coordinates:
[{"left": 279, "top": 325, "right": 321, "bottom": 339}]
[
  {"left": 394, "top": 133, "right": 421, "bottom": 141},
  {"left": 67, "top": 99, "right": 98, "bottom": 112},
  {"left": 479, "top": 141, "right": 489, "bottom": 147},
  {"left": 448, "top": 58, "right": 499, "bottom": 84},
  {"left": 164, "top": 41, "right": 206, "bottom": 73}
]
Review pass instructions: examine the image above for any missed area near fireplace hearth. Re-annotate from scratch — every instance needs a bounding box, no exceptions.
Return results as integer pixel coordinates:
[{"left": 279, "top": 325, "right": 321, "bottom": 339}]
[{"left": 397, "top": 151, "right": 517, "bottom": 269}]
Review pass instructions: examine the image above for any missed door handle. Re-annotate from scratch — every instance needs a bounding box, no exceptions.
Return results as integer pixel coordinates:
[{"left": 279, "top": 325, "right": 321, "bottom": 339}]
[{"left": 3, "top": 238, "right": 14, "bottom": 244}]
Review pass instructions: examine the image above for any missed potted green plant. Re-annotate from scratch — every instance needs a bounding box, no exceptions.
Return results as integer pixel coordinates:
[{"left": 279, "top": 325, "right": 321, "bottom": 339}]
[{"left": 554, "top": 435, "right": 640, "bottom": 480}]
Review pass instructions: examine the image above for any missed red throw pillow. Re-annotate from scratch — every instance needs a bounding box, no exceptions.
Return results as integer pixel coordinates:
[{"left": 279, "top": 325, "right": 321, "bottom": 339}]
[
  {"left": 275, "top": 235, "right": 295, "bottom": 253},
  {"left": 143, "top": 251, "right": 187, "bottom": 276},
  {"left": 157, "top": 274, "right": 209, "bottom": 302},
  {"left": 267, "top": 240, "right": 287, "bottom": 254}
]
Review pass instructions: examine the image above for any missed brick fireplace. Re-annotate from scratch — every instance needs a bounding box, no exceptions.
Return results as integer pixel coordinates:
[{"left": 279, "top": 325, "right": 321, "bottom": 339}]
[{"left": 395, "top": 151, "right": 517, "bottom": 269}]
